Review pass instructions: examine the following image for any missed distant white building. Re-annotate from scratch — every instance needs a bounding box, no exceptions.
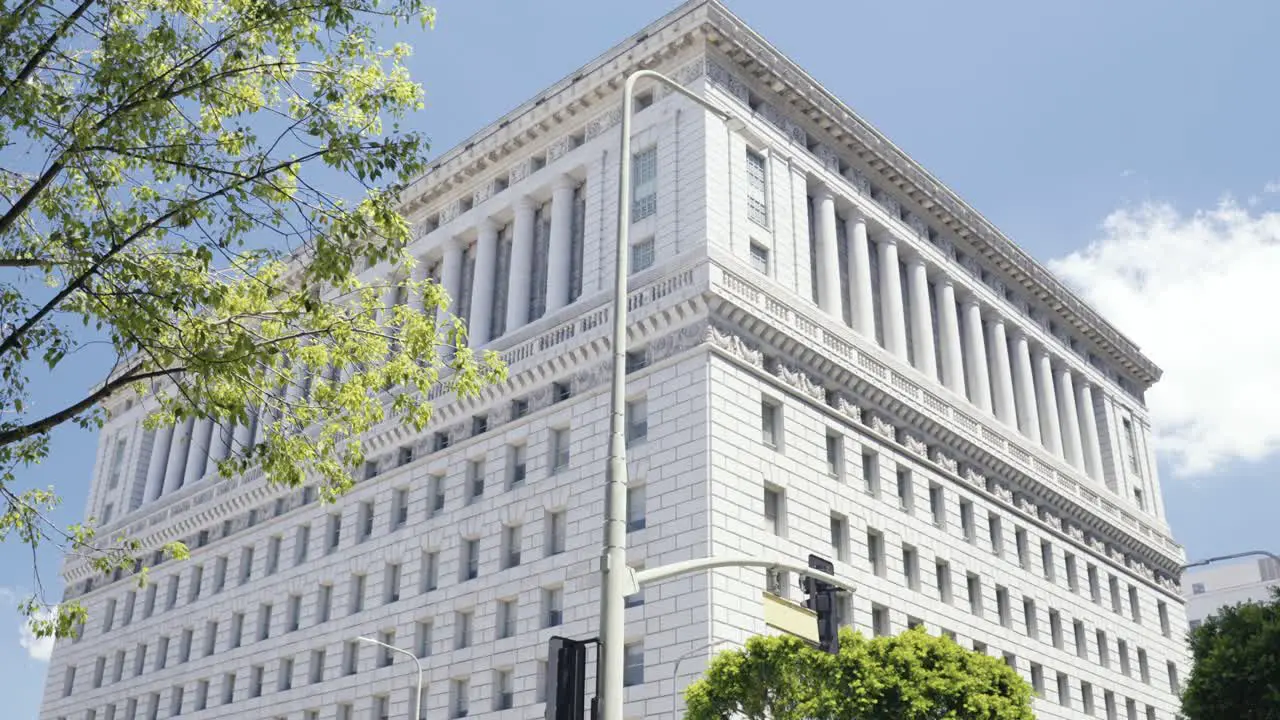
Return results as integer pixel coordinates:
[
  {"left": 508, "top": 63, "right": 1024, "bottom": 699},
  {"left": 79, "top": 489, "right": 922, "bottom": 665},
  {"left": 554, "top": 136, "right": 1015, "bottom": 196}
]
[
  {"left": 41, "top": 2, "right": 1189, "bottom": 720},
  {"left": 1184, "top": 556, "right": 1280, "bottom": 631}
]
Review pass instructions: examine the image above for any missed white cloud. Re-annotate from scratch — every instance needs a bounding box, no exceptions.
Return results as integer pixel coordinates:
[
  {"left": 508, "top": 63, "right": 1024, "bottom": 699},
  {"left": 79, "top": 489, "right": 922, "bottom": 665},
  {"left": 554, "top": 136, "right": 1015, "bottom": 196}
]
[
  {"left": 1049, "top": 198, "right": 1280, "bottom": 478},
  {"left": 0, "top": 586, "right": 55, "bottom": 662},
  {"left": 1263, "top": 180, "right": 1280, "bottom": 194}
]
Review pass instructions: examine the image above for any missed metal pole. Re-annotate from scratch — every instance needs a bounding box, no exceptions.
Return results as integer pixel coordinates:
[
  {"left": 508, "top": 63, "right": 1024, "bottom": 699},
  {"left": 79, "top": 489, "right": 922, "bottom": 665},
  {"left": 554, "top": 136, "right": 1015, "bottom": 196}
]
[
  {"left": 670, "top": 639, "right": 736, "bottom": 719},
  {"left": 598, "top": 69, "right": 736, "bottom": 720},
  {"left": 357, "top": 636, "right": 423, "bottom": 720},
  {"left": 1179, "top": 550, "right": 1280, "bottom": 578}
]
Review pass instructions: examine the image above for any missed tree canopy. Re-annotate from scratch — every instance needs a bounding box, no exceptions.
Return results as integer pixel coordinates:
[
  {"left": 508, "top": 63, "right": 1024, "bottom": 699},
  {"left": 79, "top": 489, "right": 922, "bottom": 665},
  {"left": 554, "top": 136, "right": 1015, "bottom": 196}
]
[
  {"left": 0, "top": 0, "right": 503, "bottom": 638},
  {"left": 683, "top": 628, "right": 1036, "bottom": 720},
  {"left": 1181, "top": 585, "right": 1280, "bottom": 720}
]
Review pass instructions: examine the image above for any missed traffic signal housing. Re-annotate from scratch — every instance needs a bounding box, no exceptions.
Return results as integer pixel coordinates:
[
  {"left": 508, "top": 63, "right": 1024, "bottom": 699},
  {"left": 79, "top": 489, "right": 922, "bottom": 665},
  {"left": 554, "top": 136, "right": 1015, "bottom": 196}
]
[
  {"left": 803, "top": 553, "right": 842, "bottom": 655},
  {"left": 546, "top": 636, "right": 588, "bottom": 720}
]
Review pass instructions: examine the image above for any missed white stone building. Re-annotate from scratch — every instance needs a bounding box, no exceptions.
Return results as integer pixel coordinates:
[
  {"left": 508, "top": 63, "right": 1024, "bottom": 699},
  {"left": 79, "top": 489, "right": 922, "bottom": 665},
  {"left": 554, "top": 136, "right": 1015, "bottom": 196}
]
[
  {"left": 40, "top": 3, "right": 1190, "bottom": 719},
  {"left": 1184, "top": 556, "right": 1280, "bottom": 631}
]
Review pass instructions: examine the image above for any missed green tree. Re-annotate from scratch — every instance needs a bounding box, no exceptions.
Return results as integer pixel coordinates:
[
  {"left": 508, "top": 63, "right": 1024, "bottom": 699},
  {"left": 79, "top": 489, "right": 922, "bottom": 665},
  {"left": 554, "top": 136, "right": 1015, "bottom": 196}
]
[
  {"left": 0, "top": 0, "right": 504, "bottom": 638},
  {"left": 1182, "top": 586, "right": 1280, "bottom": 720},
  {"left": 684, "top": 628, "right": 1036, "bottom": 720}
]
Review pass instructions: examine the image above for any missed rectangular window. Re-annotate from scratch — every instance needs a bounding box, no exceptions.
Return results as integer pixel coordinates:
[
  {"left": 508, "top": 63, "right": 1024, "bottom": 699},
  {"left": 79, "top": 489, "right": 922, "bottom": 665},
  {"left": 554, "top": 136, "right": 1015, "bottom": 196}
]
[
  {"left": 1015, "top": 528, "right": 1030, "bottom": 570},
  {"left": 295, "top": 524, "right": 310, "bottom": 565},
  {"left": 627, "top": 485, "right": 646, "bottom": 532},
  {"left": 764, "top": 487, "right": 783, "bottom": 536},
  {"left": 626, "top": 562, "right": 646, "bottom": 608},
  {"left": 867, "top": 529, "right": 886, "bottom": 577},
  {"left": 1138, "top": 648, "right": 1150, "bottom": 683},
  {"left": 1023, "top": 597, "right": 1038, "bottom": 638},
  {"left": 1089, "top": 564, "right": 1102, "bottom": 603},
  {"left": 1111, "top": 575, "right": 1123, "bottom": 614},
  {"left": 1105, "top": 690, "right": 1117, "bottom": 720},
  {"left": 343, "top": 640, "right": 359, "bottom": 676},
  {"left": 461, "top": 539, "right": 479, "bottom": 581},
  {"left": 229, "top": 613, "right": 243, "bottom": 650},
  {"left": 258, "top": 603, "right": 272, "bottom": 640},
  {"left": 494, "top": 668, "right": 515, "bottom": 711},
  {"left": 451, "top": 678, "right": 469, "bottom": 719},
  {"left": 988, "top": 515, "right": 1004, "bottom": 557},
  {"left": 1041, "top": 540, "right": 1055, "bottom": 581},
  {"left": 385, "top": 563, "right": 402, "bottom": 603},
  {"left": 266, "top": 535, "right": 281, "bottom": 575},
  {"left": 222, "top": 672, "right": 236, "bottom": 704},
  {"left": 467, "top": 459, "right": 485, "bottom": 502},
  {"left": 749, "top": 242, "right": 770, "bottom": 274},
  {"left": 1075, "top": 620, "right": 1088, "bottom": 660},
  {"left": 550, "top": 428, "right": 571, "bottom": 473},
  {"left": 996, "top": 586, "right": 1011, "bottom": 628},
  {"left": 935, "top": 560, "right": 952, "bottom": 603},
  {"left": 327, "top": 513, "right": 342, "bottom": 554},
  {"left": 893, "top": 467, "right": 913, "bottom": 513},
  {"left": 543, "top": 587, "right": 564, "bottom": 627},
  {"left": 392, "top": 488, "right": 409, "bottom": 530},
  {"left": 862, "top": 451, "right": 880, "bottom": 496},
  {"left": 103, "top": 599, "right": 117, "bottom": 633},
  {"left": 178, "top": 628, "right": 193, "bottom": 663},
  {"left": 349, "top": 574, "right": 365, "bottom": 614},
  {"left": 377, "top": 630, "right": 396, "bottom": 667},
  {"left": 165, "top": 575, "right": 179, "bottom": 610},
  {"left": 1066, "top": 553, "right": 1080, "bottom": 592},
  {"left": 625, "top": 349, "right": 648, "bottom": 373},
  {"left": 1118, "top": 638, "right": 1131, "bottom": 676},
  {"left": 829, "top": 513, "right": 849, "bottom": 562},
  {"left": 398, "top": 445, "right": 415, "bottom": 466},
  {"left": 632, "top": 146, "right": 657, "bottom": 220},
  {"left": 761, "top": 398, "right": 782, "bottom": 449},
  {"left": 502, "top": 525, "right": 522, "bottom": 569},
  {"left": 143, "top": 584, "right": 157, "bottom": 618},
  {"left": 1158, "top": 601, "right": 1170, "bottom": 637},
  {"left": 311, "top": 649, "right": 326, "bottom": 683},
  {"left": 429, "top": 474, "right": 446, "bottom": 515},
  {"left": 154, "top": 636, "right": 169, "bottom": 670},
  {"left": 960, "top": 499, "right": 976, "bottom": 544},
  {"left": 1167, "top": 661, "right": 1180, "bottom": 695},
  {"left": 1050, "top": 609, "right": 1064, "bottom": 649},
  {"left": 1122, "top": 418, "right": 1142, "bottom": 476},
  {"left": 929, "top": 483, "right": 945, "bottom": 527},
  {"left": 1129, "top": 586, "right": 1142, "bottom": 624},
  {"left": 630, "top": 237, "right": 655, "bottom": 273},
  {"left": 497, "top": 599, "right": 518, "bottom": 639},
  {"left": 1056, "top": 672, "right": 1070, "bottom": 707},
  {"left": 546, "top": 511, "right": 566, "bottom": 556},
  {"left": 902, "top": 545, "right": 920, "bottom": 590},
  {"left": 1030, "top": 663, "right": 1044, "bottom": 697},
  {"left": 872, "top": 604, "right": 891, "bottom": 636},
  {"left": 287, "top": 594, "right": 302, "bottom": 632},
  {"left": 63, "top": 665, "right": 76, "bottom": 697},
  {"left": 195, "top": 680, "right": 209, "bottom": 711},
  {"left": 508, "top": 445, "right": 527, "bottom": 488},
  {"left": 317, "top": 583, "right": 332, "bottom": 623},
  {"left": 202, "top": 622, "right": 217, "bottom": 658},
  {"left": 415, "top": 621, "right": 433, "bottom": 658},
  {"left": 745, "top": 148, "right": 769, "bottom": 227},
  {"left": 626, "top": 399, "right": 648, "bottom": 446},
  {"left": 454, "top": 610, "right": 473, "bottom": 649},
  {"left": 623, "top": 643, "right": 645, "bottom": 687},
  {"left": 825, "top": 432, "right": 843, "bottom": 477},
  {"left": 278, "top": 658, "right": 293, "bottom": 691},
  {"left": 1082, "top": 681, "right": 1095, "bottom": 715},
  {"left": 967, "top": 573, "right": 983, "bottom": 616},
  {"left": 188, "top": 567, "right": 203, "bottom": 603}
]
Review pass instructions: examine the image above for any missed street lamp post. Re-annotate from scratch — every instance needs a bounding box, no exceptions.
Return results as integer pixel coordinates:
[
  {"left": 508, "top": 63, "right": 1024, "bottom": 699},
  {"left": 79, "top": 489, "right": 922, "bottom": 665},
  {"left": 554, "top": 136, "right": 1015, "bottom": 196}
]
[
  {"left": 597, "top": 68, "right": 740, "bottom": 720},
  {"left": 1179, "top": 549, "right": 1280, "bottom": 577},
  {"left": 357, "top": 635, "right": 423, "bottom": 720}
]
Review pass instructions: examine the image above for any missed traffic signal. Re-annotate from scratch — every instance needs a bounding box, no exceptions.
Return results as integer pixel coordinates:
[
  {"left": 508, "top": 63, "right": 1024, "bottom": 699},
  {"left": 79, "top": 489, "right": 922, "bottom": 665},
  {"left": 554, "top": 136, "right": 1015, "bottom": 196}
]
[
  {"left": 546, "top": 636, "right": 588, "bottom": 720},
  {"left": 804, "top": 553, "right": 842, "bottom": 655}
]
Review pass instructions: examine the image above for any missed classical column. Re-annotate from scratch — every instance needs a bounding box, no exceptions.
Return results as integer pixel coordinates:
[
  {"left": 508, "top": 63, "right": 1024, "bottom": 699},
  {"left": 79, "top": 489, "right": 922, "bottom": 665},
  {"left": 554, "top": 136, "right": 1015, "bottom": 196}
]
[
  {"left": 506, "top": 198, "right": 536, "bottom": 332},
  {"left": 961, "top": 298, "right": 992, "bottom": 413},
  {"left": 1011, "top": 332, "right": 1041, "bottom": 443},
  {"left": 1056, "top": 367, "right": 1086, "bottom": 471},
  {"left": 814, "top": 188, "right": 842, "bottom": 317},
  {"left": 230, "top": 415, "right": 255, "bottom": 458},
  {"left": 1076, "top": 381, "right": 1105, "bottom": 481},
  {"left": 162, "top": 417, "right": 194, "bottom": 495},
  {"left": 937, "top": 278, "right": 965, "bottom": 396},
  {"left": 906, "top": 257, "right": 937, "bottom": 379},
  {"left": 439, "top": 238, "right": 463, "bottom": 322},
  {"left": 846, "top": 214, "right": 875, "bottom": 337},
  {"left": 183, "top": 418, "right": 215, "bottom": 485},
  {"left": 1034, "top": 349, "right": 1063, "bottom": 456},
  {"left": 470, "top": 221, "right": 499, "bottom": 343},
  {"left": 987, "top": 318, "right": 1016, "bottom": 426},
  {"left": 545, "top": 176, "right": 576, "bottom": 314},
  {"left": 143, "top": 423, "right": 174, "bottom": 502},
  {"left": 877, "top": 236, "right": 908, "bottom": 359}
]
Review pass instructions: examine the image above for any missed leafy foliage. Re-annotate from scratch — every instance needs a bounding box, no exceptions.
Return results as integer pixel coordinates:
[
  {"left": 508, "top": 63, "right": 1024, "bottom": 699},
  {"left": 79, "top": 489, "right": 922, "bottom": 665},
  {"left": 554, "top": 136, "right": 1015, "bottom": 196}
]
[
  {"left": 0, "top": 0, "right": 504, "bottom": 639},
  {"left": 684, "top": 628, "right": 1036, "bottom": 720},
  {"left": 1182, "top": 586, "right": 1280, "bottom": 720}
]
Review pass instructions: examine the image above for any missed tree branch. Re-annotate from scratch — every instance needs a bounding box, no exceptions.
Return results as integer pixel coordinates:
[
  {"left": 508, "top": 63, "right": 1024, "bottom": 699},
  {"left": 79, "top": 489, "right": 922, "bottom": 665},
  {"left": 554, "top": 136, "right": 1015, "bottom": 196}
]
[
  {"left": 0, "top": 0, "right": 98, "bottom": 103},
  {"left": 0, "top": 366, "right": 176, "bottom": 447}
]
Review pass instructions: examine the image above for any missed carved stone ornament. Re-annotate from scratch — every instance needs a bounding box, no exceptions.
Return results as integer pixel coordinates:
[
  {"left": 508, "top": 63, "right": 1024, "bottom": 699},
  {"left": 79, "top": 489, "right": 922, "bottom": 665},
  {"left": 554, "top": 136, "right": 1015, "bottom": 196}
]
[
  {"left": 446, "top": 423, "right": 468, "bottom": 447},
  {"left": 648, "top": 321, "right": 710, "bottom": 366},
  {"left": 760, "top": 103, "right": 787, "bottom": 133},
  {"left": 1107, "top": 546, "right": 1126, "bottom": 563},
  {"left": 872, "top": 189, "right": 901, "bottom": 218},
  {"left": 585, "top": 107, "right": 622, "bottom": 141},
  {"left": 1016, "top": 495, "right": 1037, "bottom": 515},
  {"left": 906, "top": 213, "right": 929, "bottom": 240},
  {"left": 961, "top": 466, "right": 986, "bottom": 487},
  {"left": 938, "top": 238, "right": 956, "bottom": 260},
  {"left": 706, "top": 60, "right": 749, "bottom": 103},
  {"left": 546, "top": 135, "right": 575, "bottom": 164},
  {"left": 929, "top": 448, "right": 958, "bottom": 474},
  {"left": 704, "top": 326, "right": 763, "bottom": 368},
  {"left": 959, "top": 254, "right": 982, "bottom": 278},
  {"left": 472, "top": 181, "right": 494, "bottom": 207},
  {"left": 867, "top": 412, "right": 895, "bottom": 440},
  {"left": 991, "top": 278, "right": 1007, "bottom": 298},
  {"left": 815, "top": 144, "right": 840, "bottom": 173},
  {"left": 1087, "top": 535, "right": 1106, "bottom": 553},
  {"left": 508, "top": 158, "right": 533, "bottom": 186},
  {"left": 770, "top": 360, "right": 826, "bottom": 401},
  {"left": 833, "top": 394, "right": 864, "bottom": 424},
  {"left": 902, "top": 433, "right": 928, "bottom": 457},
  {"left": 785, "top": 119, "right": 807, "bottom": 146},
  {"left": 438, "top": 199, "right": 463, "bottom": 225},
  {"left": 527, "top": 384, "right": 553, "bottom": 414},
  {"left": 992, "top": 483, "right": 1014, "bottom": 504},
  {"left": 414, "top": 220, "right": 434, "bottom": 240},
  {"left": 1066, "top": 523, "right": 1085, "bottom": 542},
  {"left": 843, "top": 168, "right": 871, "bottom": 195},
  {"left": 1158, "top": 575, "right": 1179, "bottom": 592}
]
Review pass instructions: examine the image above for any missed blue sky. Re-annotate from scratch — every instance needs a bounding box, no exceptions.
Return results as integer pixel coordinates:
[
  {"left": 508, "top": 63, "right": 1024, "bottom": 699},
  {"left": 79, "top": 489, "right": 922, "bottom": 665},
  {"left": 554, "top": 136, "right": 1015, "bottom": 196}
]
[{"left": 5, "top": 0, "right": 1280, "bottom": 715}]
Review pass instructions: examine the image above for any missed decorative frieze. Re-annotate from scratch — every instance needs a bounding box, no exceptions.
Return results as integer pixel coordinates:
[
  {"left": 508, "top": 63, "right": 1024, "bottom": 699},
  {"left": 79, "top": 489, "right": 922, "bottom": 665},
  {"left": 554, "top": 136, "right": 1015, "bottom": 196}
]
[
  {"left": 673, "top": 56, "right": 708, "bottom": 86},
  {"left": 438, "top": 198, "right": 464, "bottom": 225},
  {"left": 508, "top": 158, "right": 534, "bottom": 186},
  {"left": 961, "top": 466, "right": 986, "bottom": 487},
  {"left": 648, "top": 320, "right": 711, "bottom": 366},
  {"left": 769, "top": 360, "right": 825, "bottom": 401},
  {"left": 865, "top": 411, "right": 895, "bottom": 440},
  {"left": 546, "top": 135, "right": 575, "bottom": 164},
  {"left": 929, "top": 447, "right": 958, "bottom": 474},
  {"left": 472, "top": 181, "right": 494, "bottom": 207},
  {"left": 871, "top": 189, "right": 900, "bottom": 219},
  {"left": 1016, "top": 495, "right": 1038, "bottom": 515},
  {"left": 842, "top": 168, "right": 871, "bottom": 196},
  {"left": 1066, "top": 523, "right": 1085, "bottom": 542},
  {"left": 901, "top": 432, "right": 928, "bottom": 458},
  {"left": 585, "top": 107, "right": 622, "bottom": 141},
  {"left": 815, "top": 144, "right": 840, "bottom": 173},
  {"left": 706, "top": 60, "right": 750, "bottom": 103},
  {"left": 705, "top": 325, "right": 764, "bottom": 368},
  {"left": 906, "top": 213, "right": 929, "bottom": 240},
  {"left": 991, "top": 483, "right": 1014, "bottom": 504},
  {"left": 832, "top": 393, "right": 863, "bottom": 424}
]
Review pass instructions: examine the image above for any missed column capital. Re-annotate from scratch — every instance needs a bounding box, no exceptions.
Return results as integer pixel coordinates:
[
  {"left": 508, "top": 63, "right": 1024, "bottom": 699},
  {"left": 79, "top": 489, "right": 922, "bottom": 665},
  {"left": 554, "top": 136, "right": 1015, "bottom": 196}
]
[
  {"left": 1033, "top": 346, "right": 1053, "bottom": 363},
  {"left": 813, "top": 184, "right": 835, "bottom": 202},
  {"left": 985, "top": 314, "right": 1007, "bottom": 329},
  {"left": 960, "top": 293, "right": 983, "bottom": 311},
  {"left": 904, "top": 253, "right": 928, "bottom": 271},
  {"left": 938, "top": 274, "right": 957, "bottom": 289},
  {"left": 516, "top": 195, "right": 536, "bottom": 212},
  {"left": 552, "top": 174, "right": 577, "bottom": 192},
  {"left": 476, "top": 218, "right": 498, "bottom": 236},
  {"left": 877, "top": 232, "right": 898, "bottom": 247}
]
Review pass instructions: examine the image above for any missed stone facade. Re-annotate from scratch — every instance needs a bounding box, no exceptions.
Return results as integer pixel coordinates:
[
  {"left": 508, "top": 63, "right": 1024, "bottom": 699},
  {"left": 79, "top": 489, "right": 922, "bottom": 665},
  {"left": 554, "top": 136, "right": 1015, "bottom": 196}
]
[{"left": 42, "top": 3, "right": 1188, "bottom": 720}]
